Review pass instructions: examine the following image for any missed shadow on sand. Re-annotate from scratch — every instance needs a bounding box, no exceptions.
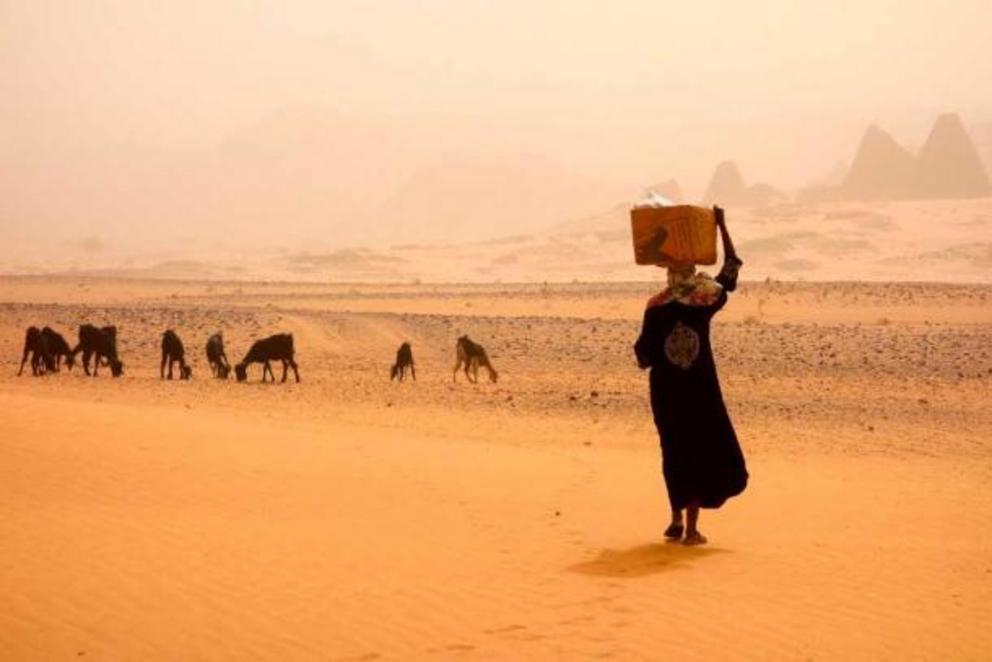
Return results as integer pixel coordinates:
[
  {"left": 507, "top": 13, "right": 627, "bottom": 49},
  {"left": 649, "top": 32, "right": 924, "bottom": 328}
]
[{"left": 569, "top": 542, "right": 727, "bottom": 578}]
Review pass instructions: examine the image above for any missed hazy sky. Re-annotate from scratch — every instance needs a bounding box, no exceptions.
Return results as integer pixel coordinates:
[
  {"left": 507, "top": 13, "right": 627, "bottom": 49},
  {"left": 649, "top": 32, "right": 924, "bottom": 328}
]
[{"left": 3, "top": 1, "right": 991, "bottom": 250}]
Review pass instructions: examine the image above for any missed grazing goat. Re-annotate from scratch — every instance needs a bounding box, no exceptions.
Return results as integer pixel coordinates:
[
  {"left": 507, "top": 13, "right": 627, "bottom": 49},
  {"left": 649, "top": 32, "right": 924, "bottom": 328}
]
[
  {"left": 41, "top": 327, "right": 71, "bottom": 372},
  {"left": 453, "top": 335, "right": 498, "bottom": 384},
  {"left": 206, "top": 332, "right": 230, "bottom": 379},
  {"left": 161, "top": 329, "right": 192, "bottom": 380},
  {"left": 235, "top": 333, "right": 300, "bottom": 383},
  {"left": 69, "top": 324, "right": 123, "bottom": 377},
  {"left": 17, "top": 326, "right": 48, "bottom": 376},
  {"left": 390, "top": 342, "right": 416, "bottom": 382}
]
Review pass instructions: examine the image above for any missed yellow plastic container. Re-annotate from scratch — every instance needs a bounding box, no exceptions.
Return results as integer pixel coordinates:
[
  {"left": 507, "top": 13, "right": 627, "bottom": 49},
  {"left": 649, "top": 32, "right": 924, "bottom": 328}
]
[{"left": 630, "top": 205, "right": 717, "bottom": 266}]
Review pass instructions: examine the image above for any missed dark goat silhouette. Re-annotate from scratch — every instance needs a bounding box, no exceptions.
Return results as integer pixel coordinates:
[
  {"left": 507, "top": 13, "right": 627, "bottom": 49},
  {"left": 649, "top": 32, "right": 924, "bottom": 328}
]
[
  {"left": 19, "top": 326, "right": 72, "bottom": 375},
  {"left": 206, "top": 332, "right": 230, "bottom": 379},
  {"left": 161, "top": 329, "right": 192, "bottom": 380},
  {"left": 235, "top": 333, "right": 300, "bottom": 383},
  {"left": 69, "top": 324, "right": 123, "bottom": 377},
  {"left": 453, "top": 335, "right": 498, "bottom": 384},
  {"left": 41, "top": 327, "right": 71, "bottom": 372},
  {"left": 17, "top": 326, "right": 47, "bottom": 376},
  {"left": 390, "top": 342, "right": 416, "bottom": 381}
]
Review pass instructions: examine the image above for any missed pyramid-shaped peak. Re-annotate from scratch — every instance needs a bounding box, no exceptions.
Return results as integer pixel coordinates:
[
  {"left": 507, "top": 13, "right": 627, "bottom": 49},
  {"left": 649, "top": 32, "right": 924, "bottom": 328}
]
[
  {"left": 913, "top": 113, "right": 991, "bottom": 198},
  {"left": 701, "top": 161, "right": 783, "bottom": 207},
  {"left": 702, "top": 161, "right": 747, "bottom": 205},
  {"left": 933, "top": 112, "right": 967, "bottom": 131},
  {"left": 841, "top": 124, "right": 915, "bottom": 200},
  {"left": 864, "top": 123, "right": 888, "bottom": 137},
  {"left": 861, "top": 124, "right": 907, "bottom": 152},
  {"left": 712, "top": 160, "right": 745, "bottom": 184}
]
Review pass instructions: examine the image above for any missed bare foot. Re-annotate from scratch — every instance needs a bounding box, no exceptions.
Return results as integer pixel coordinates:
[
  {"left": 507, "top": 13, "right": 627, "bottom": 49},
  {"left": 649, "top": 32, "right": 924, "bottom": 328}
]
[
  {"left": 682, "top": 531, "right": 707, "bottom": 546},
  {"left": 663, "top": 522, "right": 684, "bottom": 540}
]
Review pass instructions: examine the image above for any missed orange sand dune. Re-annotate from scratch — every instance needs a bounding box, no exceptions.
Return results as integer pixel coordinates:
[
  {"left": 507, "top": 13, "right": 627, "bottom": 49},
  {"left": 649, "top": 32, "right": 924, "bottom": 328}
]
[{"left": 2, "top": 392, "right": 989, "bottom": 660}]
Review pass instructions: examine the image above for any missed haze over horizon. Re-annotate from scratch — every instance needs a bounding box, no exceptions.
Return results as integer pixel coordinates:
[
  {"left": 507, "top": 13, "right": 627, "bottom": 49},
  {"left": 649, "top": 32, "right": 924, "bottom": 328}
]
[{"left": 3, "top": 1, "right": 992, "bottom": 255}]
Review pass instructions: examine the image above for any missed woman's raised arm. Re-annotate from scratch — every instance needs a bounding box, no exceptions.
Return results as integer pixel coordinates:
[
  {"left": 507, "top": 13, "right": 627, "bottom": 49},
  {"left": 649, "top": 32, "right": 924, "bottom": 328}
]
[{"left": 714, "top": 206, "right": 743, "bottom": 292}]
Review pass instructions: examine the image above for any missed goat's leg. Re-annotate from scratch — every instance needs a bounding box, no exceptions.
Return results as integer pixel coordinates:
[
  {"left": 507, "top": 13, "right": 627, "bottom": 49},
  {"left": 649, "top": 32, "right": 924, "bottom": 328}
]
[
  {"left": 17, "top": 345, "right": 30, "bottom": 376},
  {"left": 263, "top": 361, "right": 273, "bottom": 382},
  {"left": 452, "top": 359, "right": 461, "bottom": 383},
  {"left": 92, "top": 353, "right": 100, "bottom": 376},
  {"left": 290, "top": 360, "right": 300, "bottom": 383},
  {"left": 280, "top": 359, "right": 288, "bottom": 383},
  {"left": 161, "top": 352, "right": 168, "bottom": 379},
  {"left": 410, "top": 363, "right": 416, "bottom": 381}
]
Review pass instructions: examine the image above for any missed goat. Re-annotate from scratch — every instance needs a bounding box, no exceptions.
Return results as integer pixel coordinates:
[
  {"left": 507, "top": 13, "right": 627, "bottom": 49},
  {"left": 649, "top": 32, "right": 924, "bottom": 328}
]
[
  {"left": 206, "top": 332, "right": 230, "bottom": 379},
  {"left": 453, "top": 335, "right": 498, "bottom": 384},
  {"left": 40, "top": 326, "right": 71, "bottom": 372},
  {"left": 235, "top": 333, "right": 299, "bottom": 383},
  {"left": 161, "top": 329, "right": 192, "bottom": 380},
  {"left": 390, "top": 342, "right": 416, "bottom": 381},
  {"left": 69, "top": 324, "right": 123, "bottom": 377},
  {"left": 17, "top": 326, "right": 48, "bottom": 376}
]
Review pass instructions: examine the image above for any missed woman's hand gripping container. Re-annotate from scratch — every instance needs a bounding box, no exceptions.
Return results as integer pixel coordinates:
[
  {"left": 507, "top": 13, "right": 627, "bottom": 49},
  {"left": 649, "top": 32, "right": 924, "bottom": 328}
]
[{"left": 630, "top": 197, "right": 717, "bottom": 267}]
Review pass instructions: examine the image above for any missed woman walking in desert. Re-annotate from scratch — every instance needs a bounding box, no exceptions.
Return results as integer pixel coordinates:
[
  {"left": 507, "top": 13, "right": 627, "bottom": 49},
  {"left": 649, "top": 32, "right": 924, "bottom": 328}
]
[{"left": 634, "top": 207, "right": 748, "bottom": 545}]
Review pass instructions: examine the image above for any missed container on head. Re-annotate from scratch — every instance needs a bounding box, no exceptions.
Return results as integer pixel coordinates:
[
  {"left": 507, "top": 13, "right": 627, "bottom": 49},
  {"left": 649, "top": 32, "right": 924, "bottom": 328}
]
[{"left": 630, "top": 204, "right": 717, "bottom": 267}]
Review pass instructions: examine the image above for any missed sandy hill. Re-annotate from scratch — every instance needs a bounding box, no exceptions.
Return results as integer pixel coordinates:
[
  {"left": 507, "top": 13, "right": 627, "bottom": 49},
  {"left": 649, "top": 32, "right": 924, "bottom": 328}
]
[
  {"left": 8, "top": 197, "right": 991, "bottom": 284},
  {"left": 68, "top": 107, "right": 622, "bottom": 249}
]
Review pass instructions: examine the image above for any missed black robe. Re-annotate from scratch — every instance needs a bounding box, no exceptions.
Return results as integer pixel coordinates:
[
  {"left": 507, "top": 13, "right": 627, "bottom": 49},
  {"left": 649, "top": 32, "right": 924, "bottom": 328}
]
[{"left": 634, "top": 260, "right": 747, "bottom": 510}]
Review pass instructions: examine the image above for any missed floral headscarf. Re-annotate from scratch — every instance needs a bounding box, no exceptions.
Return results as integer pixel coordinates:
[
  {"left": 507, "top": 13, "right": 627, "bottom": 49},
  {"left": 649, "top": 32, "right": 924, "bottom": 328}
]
[{"left": 647, "top": 264, "right": 722, "bottom": 307}]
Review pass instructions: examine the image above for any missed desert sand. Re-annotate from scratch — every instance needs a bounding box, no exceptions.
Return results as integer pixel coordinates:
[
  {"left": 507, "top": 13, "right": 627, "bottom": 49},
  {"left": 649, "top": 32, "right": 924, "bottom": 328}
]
[
  {"left": 1, "top": 276, "right": 991, "bottom": 660},
  {"left": 5, "top": 198, "right": 992, "bottom": 285}
]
